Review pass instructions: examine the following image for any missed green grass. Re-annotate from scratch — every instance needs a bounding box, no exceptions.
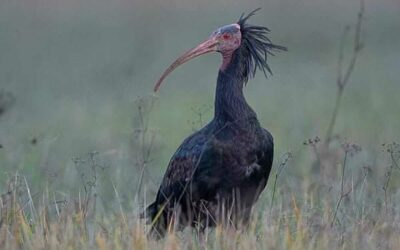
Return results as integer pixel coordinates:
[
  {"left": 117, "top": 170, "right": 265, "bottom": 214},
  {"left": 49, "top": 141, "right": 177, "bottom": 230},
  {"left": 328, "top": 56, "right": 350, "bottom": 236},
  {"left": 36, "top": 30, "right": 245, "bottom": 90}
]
[
  {"left": 1, "top": 94, "right": 399, "bottom": 248},
  {"left": 1, "top": 160, "right": 400, "bottom": 249}
]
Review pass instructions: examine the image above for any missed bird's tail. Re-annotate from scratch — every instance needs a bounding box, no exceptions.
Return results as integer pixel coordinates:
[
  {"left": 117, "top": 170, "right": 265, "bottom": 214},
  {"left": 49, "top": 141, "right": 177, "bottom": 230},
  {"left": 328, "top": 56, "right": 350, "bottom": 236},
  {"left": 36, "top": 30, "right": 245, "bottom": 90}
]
[
  {"left": 140, "top": 201, "right": 157, "bottom": 222},
  {"left": 141, "top": 201, "right": 168, "bottom": 239}
]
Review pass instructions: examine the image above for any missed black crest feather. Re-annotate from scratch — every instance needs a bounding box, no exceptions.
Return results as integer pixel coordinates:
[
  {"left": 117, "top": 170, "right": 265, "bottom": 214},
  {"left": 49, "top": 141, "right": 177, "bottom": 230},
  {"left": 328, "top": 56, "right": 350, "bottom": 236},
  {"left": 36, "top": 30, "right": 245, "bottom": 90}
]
[{"left": 237, "top": 8, "right": 287, "bottom": 83}]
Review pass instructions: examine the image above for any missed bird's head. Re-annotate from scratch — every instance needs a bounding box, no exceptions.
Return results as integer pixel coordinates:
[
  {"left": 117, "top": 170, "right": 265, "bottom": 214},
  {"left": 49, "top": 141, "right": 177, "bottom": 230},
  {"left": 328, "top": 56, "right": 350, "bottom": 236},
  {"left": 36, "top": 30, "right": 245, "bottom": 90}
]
[
  {"left": 211, "top": 23, "right": 242, "bottom": 54},
  {"left": 154, "top": 8, "right": 286, "bottom": 92}
]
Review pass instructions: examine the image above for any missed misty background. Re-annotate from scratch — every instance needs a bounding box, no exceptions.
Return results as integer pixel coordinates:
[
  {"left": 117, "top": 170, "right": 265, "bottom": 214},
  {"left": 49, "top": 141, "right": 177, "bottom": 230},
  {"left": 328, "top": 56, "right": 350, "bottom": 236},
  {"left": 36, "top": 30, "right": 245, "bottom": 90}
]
[{"left": 0, "top": 0, "right": 399, "bottom": 208}]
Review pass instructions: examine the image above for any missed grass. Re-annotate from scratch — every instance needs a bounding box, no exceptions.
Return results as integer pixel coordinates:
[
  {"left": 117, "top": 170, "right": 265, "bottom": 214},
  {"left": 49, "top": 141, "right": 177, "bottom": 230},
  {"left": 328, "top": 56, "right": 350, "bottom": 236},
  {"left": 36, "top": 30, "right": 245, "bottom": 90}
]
[
  {"left": 1, "top": 156, "right": 400, "bottom": 250},
  {"left": 1, "top": 92, "right": 400, "bottom": 248}
]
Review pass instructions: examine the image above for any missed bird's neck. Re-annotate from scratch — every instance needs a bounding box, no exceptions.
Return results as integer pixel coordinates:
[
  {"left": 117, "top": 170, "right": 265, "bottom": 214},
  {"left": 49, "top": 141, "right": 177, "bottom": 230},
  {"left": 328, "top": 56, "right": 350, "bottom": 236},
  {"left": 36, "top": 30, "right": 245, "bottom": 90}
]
[{"left": 214, "top": 51, "right": 256, "bottom": 124}]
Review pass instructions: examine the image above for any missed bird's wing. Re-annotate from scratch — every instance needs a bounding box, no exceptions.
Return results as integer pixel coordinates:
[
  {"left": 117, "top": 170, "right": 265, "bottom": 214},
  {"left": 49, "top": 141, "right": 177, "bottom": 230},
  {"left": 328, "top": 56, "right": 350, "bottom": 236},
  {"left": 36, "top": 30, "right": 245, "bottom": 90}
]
[
  {"left": 145, "top": 131, "right": 222, "bottom": 237},
  {"left": 155, "top": 132, "right": 220, "bottom": 204},
  {"left": 154, "top": 127, "right": 274, "bottom": 206}
]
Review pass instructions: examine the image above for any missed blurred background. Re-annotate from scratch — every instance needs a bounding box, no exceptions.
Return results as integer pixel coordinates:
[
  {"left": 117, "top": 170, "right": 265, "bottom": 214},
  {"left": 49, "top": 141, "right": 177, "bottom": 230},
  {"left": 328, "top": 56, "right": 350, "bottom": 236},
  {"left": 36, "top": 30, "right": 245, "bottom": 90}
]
[{"left": 0, "top": 0, "right": 399, "bottom": 210}]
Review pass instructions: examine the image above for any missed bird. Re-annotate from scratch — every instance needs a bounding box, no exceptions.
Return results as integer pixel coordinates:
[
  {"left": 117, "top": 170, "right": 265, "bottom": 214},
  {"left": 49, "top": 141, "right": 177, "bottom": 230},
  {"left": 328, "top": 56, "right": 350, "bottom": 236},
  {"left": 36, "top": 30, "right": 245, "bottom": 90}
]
[{"left": 145, "top": 9, "right": 286, "bottom": 238}]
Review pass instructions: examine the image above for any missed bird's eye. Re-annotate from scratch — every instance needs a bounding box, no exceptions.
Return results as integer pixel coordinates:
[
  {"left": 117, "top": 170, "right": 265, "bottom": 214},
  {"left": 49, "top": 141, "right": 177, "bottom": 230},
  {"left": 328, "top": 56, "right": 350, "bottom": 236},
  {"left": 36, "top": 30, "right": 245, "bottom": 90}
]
[{"left": 222, "top": 34, "right": 231, "bottom": 40}]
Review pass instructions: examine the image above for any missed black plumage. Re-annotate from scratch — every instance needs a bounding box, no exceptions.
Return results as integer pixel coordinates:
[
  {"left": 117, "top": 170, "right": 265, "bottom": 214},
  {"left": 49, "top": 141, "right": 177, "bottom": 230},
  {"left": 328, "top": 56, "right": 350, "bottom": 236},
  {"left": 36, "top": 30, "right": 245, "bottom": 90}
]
[{"left": 145, "top": 9, "right": 286, "bottom": 238}]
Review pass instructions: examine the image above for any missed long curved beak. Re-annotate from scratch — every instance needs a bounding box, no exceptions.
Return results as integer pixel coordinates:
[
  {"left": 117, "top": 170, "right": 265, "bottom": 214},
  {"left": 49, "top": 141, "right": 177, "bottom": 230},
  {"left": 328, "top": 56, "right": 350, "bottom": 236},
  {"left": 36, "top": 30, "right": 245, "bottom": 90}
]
[{"left": 153, "top": 37, "right": 218, "bottom": 92}]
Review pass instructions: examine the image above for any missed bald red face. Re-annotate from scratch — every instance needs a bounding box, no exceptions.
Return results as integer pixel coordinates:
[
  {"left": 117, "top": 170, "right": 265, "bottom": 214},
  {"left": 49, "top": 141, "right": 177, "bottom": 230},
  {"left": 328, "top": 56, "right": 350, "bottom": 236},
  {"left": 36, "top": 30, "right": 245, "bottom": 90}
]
[{"left": 212, "top": 24, "right": 242, "bottom": 54}]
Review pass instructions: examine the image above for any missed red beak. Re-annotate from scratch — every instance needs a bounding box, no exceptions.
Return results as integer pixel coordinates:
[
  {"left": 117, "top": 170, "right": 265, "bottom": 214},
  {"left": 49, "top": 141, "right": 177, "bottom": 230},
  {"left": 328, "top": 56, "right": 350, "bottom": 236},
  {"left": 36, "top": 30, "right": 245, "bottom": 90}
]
[{"left": 153, "top": 37, "right": 219, "bottom": 92}]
